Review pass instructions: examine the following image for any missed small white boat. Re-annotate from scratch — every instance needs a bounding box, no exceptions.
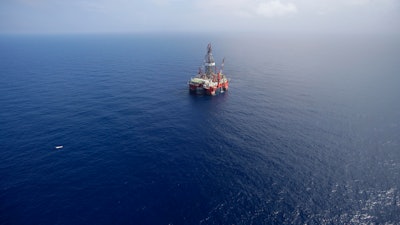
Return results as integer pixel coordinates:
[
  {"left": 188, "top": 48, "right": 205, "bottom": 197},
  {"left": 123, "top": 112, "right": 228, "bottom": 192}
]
[{"left": 55, "top": 146, "right": 63, "bottom": 149}]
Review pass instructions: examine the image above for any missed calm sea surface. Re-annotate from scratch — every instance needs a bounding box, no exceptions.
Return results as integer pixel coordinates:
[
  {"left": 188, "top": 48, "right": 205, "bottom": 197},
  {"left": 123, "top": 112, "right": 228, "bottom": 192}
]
[{"left": 1, "top": 34, "right": 399, "bottom": 224}]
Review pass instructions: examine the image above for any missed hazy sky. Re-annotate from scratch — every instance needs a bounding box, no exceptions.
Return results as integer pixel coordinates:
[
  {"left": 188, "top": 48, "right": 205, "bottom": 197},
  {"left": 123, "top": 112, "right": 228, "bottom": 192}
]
[{"left": 1, "top": 0, "right": 399, "bottom": 34}]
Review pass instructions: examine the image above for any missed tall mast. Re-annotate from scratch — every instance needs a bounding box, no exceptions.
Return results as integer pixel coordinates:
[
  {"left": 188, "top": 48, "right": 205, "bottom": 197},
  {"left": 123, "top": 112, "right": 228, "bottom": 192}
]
[
  {"left": 220, "top": 58, "right": 225, "bottom": 74},
  {"left": 204, "top": 43, "right": 215, "bottom": 77}
]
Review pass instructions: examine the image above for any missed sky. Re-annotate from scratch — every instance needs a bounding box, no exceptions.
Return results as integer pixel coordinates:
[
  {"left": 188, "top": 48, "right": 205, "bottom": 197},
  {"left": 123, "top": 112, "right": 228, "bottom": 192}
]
[{"left": 0, "top": 0, "right": 399, "bottom": 34}]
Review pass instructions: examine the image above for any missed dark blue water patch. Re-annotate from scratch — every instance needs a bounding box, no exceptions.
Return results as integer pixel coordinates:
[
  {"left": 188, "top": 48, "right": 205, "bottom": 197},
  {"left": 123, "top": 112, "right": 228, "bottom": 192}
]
[{"left": 1, "top": 34, "right": 400, "bottom": 224}]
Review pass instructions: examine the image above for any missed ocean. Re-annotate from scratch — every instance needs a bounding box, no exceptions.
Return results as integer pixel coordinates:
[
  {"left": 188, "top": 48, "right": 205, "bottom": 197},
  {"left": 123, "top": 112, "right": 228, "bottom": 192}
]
[{"left": 0, "top": 33, "right": 399, "bottom": 224}]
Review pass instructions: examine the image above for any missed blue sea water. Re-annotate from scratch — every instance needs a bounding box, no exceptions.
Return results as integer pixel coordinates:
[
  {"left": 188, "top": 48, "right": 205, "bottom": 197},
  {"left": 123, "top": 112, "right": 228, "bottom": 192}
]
[{"left": 1, "top": 33, "right": 400, "bottom": 224}]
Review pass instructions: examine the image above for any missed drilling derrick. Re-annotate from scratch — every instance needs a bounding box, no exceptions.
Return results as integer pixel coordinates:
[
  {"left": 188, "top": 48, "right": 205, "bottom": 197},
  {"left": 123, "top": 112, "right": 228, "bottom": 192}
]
[{"left": 204, "top": 43, "right": 216, "bottom": 77}]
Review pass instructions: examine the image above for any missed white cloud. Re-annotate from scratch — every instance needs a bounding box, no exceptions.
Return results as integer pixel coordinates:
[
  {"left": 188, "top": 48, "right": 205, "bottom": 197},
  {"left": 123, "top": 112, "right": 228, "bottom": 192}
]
[
  {"left": 197, "top": 0, "right": 298, "bottom": 18},
  {"left": 304, "top": 0, "right": 398, "bottom": 15},
  {"left": 152, "top": 0, "right": 184, "bottom": 7},
  {"left": 256, "top": 1, "right": 298, "bottom": 17},
  {"left": 347, "top": 0, "right": 372, "bottom": 6},
  {"left": 195, "top": 0, "right": 249, "bottom": 13}
]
